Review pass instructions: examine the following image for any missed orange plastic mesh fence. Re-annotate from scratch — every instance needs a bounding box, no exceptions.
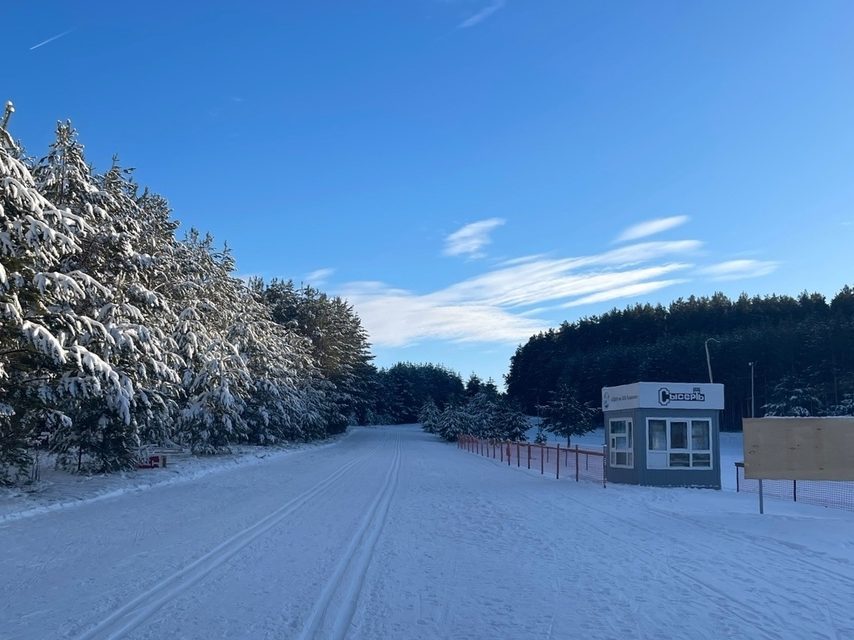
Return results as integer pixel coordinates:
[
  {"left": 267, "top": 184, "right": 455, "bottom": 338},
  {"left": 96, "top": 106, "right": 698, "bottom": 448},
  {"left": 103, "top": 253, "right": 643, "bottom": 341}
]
[{"left": 457, "top": 436, "right": 606, "bottom": 486}]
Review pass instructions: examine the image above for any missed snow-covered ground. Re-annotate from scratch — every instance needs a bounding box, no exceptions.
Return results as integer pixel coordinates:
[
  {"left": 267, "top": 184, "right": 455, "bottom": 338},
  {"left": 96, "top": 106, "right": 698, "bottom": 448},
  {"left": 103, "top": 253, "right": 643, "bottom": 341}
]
[
  {"left": 0, "top": 436, "right": 349, "bottom": 525},
  {"left": 2, "top": 425, "right": 853, "bottom": 639}
]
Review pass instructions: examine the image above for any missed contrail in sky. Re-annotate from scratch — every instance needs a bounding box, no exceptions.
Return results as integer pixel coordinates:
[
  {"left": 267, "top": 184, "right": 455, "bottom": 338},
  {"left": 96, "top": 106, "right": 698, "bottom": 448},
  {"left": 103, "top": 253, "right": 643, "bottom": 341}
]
[{"left": 29, "top": 28, "right": 75, "bottom": 51}]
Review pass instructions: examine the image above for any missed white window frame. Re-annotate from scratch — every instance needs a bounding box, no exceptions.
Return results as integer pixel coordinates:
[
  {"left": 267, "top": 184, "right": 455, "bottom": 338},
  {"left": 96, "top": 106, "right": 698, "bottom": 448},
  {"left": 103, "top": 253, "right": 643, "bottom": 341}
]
[
  {"left": 645, "top": 417, "right": 713, "bottom": 470},
  {"left": 608, "top": 418, "right": 634, "bottom": 468}
]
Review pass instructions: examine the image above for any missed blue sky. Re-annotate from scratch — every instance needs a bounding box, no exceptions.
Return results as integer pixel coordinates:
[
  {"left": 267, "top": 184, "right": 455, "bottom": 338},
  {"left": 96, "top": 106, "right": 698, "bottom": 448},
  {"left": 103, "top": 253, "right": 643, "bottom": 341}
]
[{"left": 5, "top": 1, "right": 854, "bottom": 385}]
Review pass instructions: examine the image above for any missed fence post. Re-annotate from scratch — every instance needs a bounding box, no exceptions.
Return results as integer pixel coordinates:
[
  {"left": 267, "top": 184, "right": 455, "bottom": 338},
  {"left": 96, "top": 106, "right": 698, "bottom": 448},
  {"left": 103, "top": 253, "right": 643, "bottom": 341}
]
[
  {"left": 516, "top": 443, "right": 520, "bottom": 467},
  {"left": 793, "top": 479, "right": 797, "bottom": 502},
  {"left": 575, "top": 445, "right": 579, "bottom": 482},
  {"left": 527, "top": 444, "right": 531, "bottom": 469},
  {"left": 540, "top": 445, "right": 544, "bottom": 475},
  {"left": 507, "top": 442, "right": 511, "bottom": 466},
  {"left": 556, "top": 443, "right": 560, "bottom": 480},
  {"left": 736, "top": 463, "right": 740, "bottom": 493}
]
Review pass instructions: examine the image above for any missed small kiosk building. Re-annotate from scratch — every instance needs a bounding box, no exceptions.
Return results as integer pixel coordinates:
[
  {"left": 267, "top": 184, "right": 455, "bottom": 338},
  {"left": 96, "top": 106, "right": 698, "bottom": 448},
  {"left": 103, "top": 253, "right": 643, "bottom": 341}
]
[{"left": 602, "top": 382, "right": 724, "bottom": 488}]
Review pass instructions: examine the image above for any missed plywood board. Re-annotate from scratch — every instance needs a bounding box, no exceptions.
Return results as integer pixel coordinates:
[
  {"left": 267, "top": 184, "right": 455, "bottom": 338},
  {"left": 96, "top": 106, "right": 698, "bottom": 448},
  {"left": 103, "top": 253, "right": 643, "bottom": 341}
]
[{"left": 743, "top": 417, "right": 854, "bottom": 481}]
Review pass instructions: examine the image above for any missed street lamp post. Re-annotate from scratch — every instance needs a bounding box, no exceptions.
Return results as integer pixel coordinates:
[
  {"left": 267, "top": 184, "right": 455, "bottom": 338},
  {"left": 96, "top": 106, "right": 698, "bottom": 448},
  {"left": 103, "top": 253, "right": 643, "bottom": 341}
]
[
  {"left": 749, "top": 361, "right": 756, "bottom": 418},
  {"left": 704, "top": 338, "right": 719, "bottom": 383}
]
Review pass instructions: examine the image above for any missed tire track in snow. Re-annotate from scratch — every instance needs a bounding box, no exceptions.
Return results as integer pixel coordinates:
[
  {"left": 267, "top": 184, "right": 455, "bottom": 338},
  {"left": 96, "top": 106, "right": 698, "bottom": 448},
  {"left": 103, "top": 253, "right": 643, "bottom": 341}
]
[
  {"left": 297, "top": 432, "right": 401, "bottom": 640},
  {"left": 73, "top": 445, "right": 380, "bottom": 640}
]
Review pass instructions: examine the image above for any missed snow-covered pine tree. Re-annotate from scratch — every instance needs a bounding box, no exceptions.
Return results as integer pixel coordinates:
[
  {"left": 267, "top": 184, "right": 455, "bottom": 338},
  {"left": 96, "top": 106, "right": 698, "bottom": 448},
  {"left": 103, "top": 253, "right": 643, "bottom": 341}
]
[
  {"left": 168, "top": 231, "right": 252, "bottom": 453},
  {"left": 33, "top": 125, "right": 181, "bottom": 469},
  {"left": 465, "top": 391, "right": 498, "bottom": 438},
  {"left": 540, "top": 384, "right": 597, "bottom": 446},
  {"left": 828, "top": 394, "right": 854, "bottom": 416},
  {"left": 261, "top": 280, "right": 374, "bottom": 431},
  {"left": 494, "top": 399, "right": 529, "bottom": 442},
  {"left": 437, "top": 403, "right": 467, "bottom": 442},
  {"left": 763, "top": 375, "right": 823, "bottom": 417},
  {"left": 227, "top": 282, "right": 325, "bottom": 444},
  {"left": 1, "top": 115, "right": 136, "bottom": 474},
  {"left": 418, "top": 399, "right": 440, "bottom": 433}
]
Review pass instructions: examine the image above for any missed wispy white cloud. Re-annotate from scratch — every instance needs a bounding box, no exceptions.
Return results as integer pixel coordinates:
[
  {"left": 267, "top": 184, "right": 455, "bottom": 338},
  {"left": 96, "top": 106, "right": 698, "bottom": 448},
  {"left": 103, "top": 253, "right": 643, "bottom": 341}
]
[
  {"left": 342, "top": 240, "right": 702, "bottom": 347},
  {"left": 305, "top": 268, "right": 335, "bottom": 285},
  {"left": 340, "top": 207, "right": 775, "bottom": 349},
  {"left": 457, "top": 0, "right": 506, "bottom": 29},
  {"left": 561, "top": 279, "right": 687, "bottom": 307},
  {"left": 29, "top": 28, "right": 75, "bottom": 51},
  {"left": 615, "top": 215, "right": 689, "bottom": 244},
  {"left": 443, "top": 218, "right": 505, "bottom": 258},
  {"left": 698, "top": 259, "right": 778, "bottom": 281},
  {"left": 339, "top": 283, "right": 544, "bottom": 347}
]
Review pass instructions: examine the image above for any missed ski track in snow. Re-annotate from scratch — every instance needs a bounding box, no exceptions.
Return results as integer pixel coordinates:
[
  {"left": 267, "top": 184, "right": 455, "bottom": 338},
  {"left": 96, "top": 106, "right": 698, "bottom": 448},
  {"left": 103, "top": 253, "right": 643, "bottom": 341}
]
[
  {"left": 297, "top": 431, "right": 401, "bottom": 640},
  {"left": 3, "top": 425, "right": 854, "bottom": 640},
  {"left": 71, "top": 444, "right": 381, "bottom": 640}
]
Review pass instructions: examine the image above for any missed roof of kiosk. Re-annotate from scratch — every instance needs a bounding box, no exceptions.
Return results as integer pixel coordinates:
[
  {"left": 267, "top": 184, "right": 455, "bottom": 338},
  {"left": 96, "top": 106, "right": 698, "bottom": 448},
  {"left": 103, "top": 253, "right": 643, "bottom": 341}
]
[{"left": 602, "top": 382, "right": 724, "bottom": 411}]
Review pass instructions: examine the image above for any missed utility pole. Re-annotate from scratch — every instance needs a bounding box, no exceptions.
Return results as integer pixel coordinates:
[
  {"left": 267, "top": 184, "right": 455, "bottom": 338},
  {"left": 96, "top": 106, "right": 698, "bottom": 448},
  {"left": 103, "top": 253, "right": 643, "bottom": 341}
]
[{"left": 705, "top": 338, "right": 719, "bottom": 383}]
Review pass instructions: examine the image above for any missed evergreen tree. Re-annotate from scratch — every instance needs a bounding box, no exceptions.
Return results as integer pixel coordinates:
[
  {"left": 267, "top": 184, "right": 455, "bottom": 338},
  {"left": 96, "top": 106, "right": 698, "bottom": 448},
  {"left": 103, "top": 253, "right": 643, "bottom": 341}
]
[
  {"left": 261, "top": 280, "right": 374, "bottom": 432},
  {"left": 437, "top": 404, "right": 467, "bottom": 442},
  {"left": 828, "top": 394, "right": 854, "bottom": 416},
  {"left": 465, "top": 374, "right": 483, "bottom": 397},
  {"left": 764, "top": 376, "right": 823, "bottom": 417},
  {"left": 1, "top": 119, "right": 138, "bottom": 473},
  {"left": 540, "top": 385, "right": 596, "bottom": 446},
  {"left": 465, "top": 391, "right": 498, "bottom": 438},
  {"left": 418, "top": 399, "right": 440, "bottom": 433},
  {"left": 33, "top": 125, "right": 180, "bottom": 469},
  {"left": 494, "top": 399, "right": 529, "bottom": 442}
]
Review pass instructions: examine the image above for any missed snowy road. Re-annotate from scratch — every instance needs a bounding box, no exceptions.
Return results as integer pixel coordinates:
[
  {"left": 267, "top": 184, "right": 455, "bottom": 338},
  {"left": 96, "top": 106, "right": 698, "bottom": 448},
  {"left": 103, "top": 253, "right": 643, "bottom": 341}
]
[{"left": 3, "top": 425, "right": 854, "bottom": 639}]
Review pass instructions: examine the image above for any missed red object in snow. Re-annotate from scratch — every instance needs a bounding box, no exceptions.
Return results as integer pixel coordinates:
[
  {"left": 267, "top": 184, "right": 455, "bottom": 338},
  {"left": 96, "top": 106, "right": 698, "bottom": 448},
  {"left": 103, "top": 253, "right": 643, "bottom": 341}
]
[{"left": 137, "top": 454, "right": 167, "bottom": 469}]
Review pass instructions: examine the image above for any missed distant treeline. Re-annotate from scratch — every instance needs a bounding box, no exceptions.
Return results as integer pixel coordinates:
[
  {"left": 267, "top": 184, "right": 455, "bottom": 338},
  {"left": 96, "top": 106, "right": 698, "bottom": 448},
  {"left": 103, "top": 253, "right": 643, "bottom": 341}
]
[
  {"left": 368, "top": 362, "right": 468, "bottom": 424},
  {"left": 505, "top": 289, "right": 854, "bottom": 430}
]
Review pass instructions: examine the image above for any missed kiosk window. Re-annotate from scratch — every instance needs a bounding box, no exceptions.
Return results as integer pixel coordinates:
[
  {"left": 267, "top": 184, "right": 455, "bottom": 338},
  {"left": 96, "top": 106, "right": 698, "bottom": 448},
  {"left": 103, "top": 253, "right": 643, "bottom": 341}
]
[
  {"left": 648, "top": 420, "right": 667, "bottom": 451},
  {"left": 609, "top": 419, "right": 633, "bottom": 468},
  {"left": 692, "top": 421, "right": 710, "bottom": 450},
  {"left": 669, "top": 453, "right": 690, "bottom": 467},
  {"left": 670, "top": 421, "right": 688, "bottom": 449},
  {"left": 646, "top": 418, "right": 713, "bottom": 469}
]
